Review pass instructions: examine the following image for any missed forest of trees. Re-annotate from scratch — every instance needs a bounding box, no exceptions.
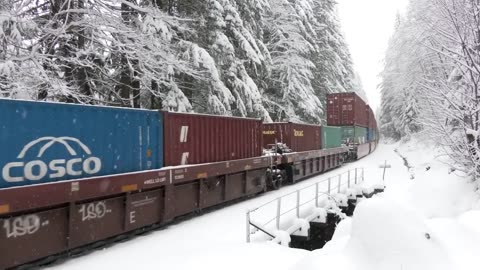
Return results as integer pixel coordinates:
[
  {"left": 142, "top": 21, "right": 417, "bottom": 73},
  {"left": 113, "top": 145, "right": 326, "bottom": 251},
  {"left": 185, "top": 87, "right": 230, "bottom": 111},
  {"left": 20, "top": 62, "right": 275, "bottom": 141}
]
[
  {"left": 379, "top": 0, "right": 480, "bottom": 177},
  {"left": 0, "top": 0, "right": 361, "bottom": 124}
]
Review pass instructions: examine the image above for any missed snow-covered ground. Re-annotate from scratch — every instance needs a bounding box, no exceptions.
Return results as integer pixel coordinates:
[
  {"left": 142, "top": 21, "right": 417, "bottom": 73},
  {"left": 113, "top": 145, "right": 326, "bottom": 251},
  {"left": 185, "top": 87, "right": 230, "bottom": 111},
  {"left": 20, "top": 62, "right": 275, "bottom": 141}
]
[
  {"left": 46, "top": 140, "right": 480, "bottom": 270},
  {"left": 296, "top": 139, "right": 480, "bottom": 270}
]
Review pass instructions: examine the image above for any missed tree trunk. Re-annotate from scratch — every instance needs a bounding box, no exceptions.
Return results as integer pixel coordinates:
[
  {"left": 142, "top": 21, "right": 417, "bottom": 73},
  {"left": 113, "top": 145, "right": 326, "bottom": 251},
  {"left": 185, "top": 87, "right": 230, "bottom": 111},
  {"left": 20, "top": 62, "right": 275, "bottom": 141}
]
[{"left": 118, "top": 1, "right": 140, "bottom": 108}]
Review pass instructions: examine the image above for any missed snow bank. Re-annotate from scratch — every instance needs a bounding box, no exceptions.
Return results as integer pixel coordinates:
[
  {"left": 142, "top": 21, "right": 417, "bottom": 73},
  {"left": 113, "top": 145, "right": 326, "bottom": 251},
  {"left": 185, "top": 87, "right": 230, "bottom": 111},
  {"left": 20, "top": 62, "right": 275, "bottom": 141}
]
[
  {"left": 395, "top": 137, "right": 479, "bottom": 218},
  {"left": 348, "top": 197, "right": 451, "bottom": 270},
  {"left": 293, "top": 139, "right": 480, "bottom": 270},
  {"left": 293, "top": 197, "right": 452, "bottom": 270},
  {"left": 426, "top": 216, "right": 480, "bottom": 270},
  {"left": 458, "top": 210, "right": 480, "bottom": 234},
  {"left": 408, "top": 169, "right": 477, "bottom": 218}
]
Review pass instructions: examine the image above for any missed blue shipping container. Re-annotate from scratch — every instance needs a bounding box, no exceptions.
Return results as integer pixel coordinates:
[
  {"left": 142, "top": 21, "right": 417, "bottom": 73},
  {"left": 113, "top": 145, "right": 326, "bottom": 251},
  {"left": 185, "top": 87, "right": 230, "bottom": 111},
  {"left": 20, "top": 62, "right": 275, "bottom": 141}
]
[
  {"left": 0, "top": 99, "right": 162, "bottom": 188},
  {"left": 367, "top": 128, "right": 376, "bottom": 142}
]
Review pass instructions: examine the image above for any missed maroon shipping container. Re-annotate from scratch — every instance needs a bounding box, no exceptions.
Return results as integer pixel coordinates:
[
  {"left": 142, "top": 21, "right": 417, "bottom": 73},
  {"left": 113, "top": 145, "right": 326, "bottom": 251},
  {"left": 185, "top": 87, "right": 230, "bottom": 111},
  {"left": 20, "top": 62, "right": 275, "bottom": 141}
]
[
  {"left": 367, "top": 105, "right": 377, "bottom": 129},
  {"left": 366, "top": 105, "right": 372, "bottom": 128},
  {"left": 163, "top": 112, "right": 263, "bottom": 166},
  {"left": 263, "top": 122, "right": 322, "bottom": 152},
  {"left": 327, "top": 92, "right": 368, "bottom": 127}
]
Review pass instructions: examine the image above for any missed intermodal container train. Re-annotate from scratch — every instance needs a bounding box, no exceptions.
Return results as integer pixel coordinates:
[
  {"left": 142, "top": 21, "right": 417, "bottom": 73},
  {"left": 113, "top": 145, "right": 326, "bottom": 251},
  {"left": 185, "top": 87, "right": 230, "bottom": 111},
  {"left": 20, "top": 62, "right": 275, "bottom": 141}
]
[{"left": 0, "top": 93, "right": 378, "bottom": 269}]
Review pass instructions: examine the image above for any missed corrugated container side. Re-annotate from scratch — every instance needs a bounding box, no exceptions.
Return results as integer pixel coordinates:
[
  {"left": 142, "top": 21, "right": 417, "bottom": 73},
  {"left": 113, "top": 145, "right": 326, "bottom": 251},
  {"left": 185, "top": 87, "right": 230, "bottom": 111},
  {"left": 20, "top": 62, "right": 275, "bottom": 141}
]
[
  {"left": 263, "top": 123, "right": 290, "bottom": 149},
  {"left": 367, "top": 105, "right": 377, "bottom": 129},
  {"left": 163, "top": 112, "right": 262, "bottom": 166},
  {"left": 0, "top": 99, "right": 162, "bottom": 189},
  {"left": 366, "top": 105, "right": 371, "bottom": 127},
  {"left": 341, "top": 126, "right": 368, "bottom": 144},
  {"left": 367, "top": 128, "right": 377, "bottom": 142},
  {"left": 321, "top": 126, "right": 342, "bottom": 149},
  {"left": 327, "top": 92, "right": 368, "bottom": 127},
  {"left": 290, "top": 123, "right": 322, "bottom": 151},
  {"left": 355, "top": 126, "right": 368, "bottom": 144},
  {"left": 263, "top": 123, "right": 321, "bottom": 152}
]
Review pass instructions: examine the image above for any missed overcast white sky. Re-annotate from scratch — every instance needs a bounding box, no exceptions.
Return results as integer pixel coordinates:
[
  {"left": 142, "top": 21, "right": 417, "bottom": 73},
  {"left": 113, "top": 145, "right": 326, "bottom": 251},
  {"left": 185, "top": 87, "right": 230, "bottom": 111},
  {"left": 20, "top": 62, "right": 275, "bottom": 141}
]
[{"left": 337, "top": 0, "right": 409, "bottom": 111}]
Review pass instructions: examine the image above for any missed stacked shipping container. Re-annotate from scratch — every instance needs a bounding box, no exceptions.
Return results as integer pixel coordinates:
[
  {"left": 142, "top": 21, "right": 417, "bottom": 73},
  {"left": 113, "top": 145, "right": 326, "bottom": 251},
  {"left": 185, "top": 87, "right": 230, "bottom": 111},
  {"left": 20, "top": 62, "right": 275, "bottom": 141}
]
[
  {"left": 321, "top": 126, "right": 342, "bottom": 148},
  {"left": 262, "top": 123, "right": 321, "bottom": 152},
  {"left": 366, "top": 104, "right": 378, "bottom": 142},
  {"left": 326, "top": 92, "right": 378, "bottom": 144},
  {"left": 367, "top": 128, "right": 376, "bottom": 141},
  {"left": 327, "top": 92, "right": 368, "bottom": 127},
  {"left": 163, "top": 112, "right": 263, "bottom": 166},
  {"left": 341, "top": 126, "right": 367, "bottom": 144},
  {"left": 0, "top": 99, "right": 264, "bottom": 188},
  {"left": 0, "top": 99, "right": 162, "bottom": 188},
  {"left": 0, "top": 94, "right": 378, "bottom": 189}
]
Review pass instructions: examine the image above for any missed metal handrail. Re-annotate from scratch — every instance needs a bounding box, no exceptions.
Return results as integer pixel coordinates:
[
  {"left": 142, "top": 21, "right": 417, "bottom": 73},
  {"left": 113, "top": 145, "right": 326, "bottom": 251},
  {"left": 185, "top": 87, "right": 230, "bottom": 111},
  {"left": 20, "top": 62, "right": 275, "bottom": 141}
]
[{"left": 246, "top": 167, "right": 365, "bottom": 242}]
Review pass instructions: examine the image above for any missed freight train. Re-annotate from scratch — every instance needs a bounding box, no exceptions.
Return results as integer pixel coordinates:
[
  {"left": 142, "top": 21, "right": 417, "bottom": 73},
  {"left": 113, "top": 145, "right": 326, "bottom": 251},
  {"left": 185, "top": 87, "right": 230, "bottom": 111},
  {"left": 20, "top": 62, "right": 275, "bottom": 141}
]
[{"left": 0, "top": 92, "right": 377, "bottom": 269}]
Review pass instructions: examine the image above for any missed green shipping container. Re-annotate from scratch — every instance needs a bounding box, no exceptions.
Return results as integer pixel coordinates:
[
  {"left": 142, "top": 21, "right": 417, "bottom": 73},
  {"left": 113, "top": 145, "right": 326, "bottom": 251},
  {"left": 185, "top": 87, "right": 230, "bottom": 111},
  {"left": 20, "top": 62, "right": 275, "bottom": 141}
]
[
  {"left": 322, "top": 126, "right": 342, "bottom": 149},
  {"left": 341, "top": 126, "right": 368, "bottom": 144}
]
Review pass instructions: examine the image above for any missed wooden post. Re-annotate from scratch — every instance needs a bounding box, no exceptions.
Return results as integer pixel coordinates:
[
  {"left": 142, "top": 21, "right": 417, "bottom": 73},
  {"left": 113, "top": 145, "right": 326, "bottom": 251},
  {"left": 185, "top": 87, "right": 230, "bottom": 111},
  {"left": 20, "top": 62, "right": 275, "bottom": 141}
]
[{"left": 383, "top": 160, "right": 387, "bottom": 181}]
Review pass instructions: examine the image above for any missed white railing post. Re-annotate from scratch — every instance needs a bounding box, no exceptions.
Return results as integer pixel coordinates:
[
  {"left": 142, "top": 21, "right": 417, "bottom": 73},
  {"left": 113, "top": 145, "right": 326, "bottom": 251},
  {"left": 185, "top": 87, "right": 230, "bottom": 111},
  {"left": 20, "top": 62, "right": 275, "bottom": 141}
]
[
  {"left": 296, "top": 190, "right": 300, "bottom": 218},
  {"left": 328, "top": 177, "right": 331, "bottom": 194},
  {"left": 315, "top": 182, "right": 319, "bottom": 207},
  {"left": 338, "top": 174, "right": 341, "bottom": 193},
  {"left": 362, "top": 168, "right": 365, "bottom": 182},
  {"left": 348, "top": 170, "right": 351, "bottom": 188},
  {"left": 246, "top": 211, "right": 251, "bottom": 243},
  {"left": 276, "top": 198, "right": 282, "bottom": 230},
  {"left": 355, "top": 168, "right": 358, "bottom": 184}
]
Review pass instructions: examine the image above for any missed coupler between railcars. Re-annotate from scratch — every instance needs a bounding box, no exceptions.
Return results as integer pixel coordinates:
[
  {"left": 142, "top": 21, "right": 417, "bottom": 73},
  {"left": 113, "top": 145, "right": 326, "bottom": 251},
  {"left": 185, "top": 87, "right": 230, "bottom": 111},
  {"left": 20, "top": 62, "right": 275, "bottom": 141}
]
[{"left": 266, "top": 165, "right": 287, "bottom": 190}]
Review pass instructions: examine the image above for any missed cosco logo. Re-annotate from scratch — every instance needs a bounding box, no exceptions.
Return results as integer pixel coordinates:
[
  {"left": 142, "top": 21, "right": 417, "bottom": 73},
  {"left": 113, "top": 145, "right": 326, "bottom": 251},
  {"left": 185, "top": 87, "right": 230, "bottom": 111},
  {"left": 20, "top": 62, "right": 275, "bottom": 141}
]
[{"left": 2, "top": 137, "right": 102, "bottom": 183}]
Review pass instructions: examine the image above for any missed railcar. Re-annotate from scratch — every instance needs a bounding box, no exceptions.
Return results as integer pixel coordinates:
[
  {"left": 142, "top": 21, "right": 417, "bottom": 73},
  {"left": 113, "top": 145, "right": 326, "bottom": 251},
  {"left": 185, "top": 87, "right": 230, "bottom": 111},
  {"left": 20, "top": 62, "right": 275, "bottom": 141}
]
[
  {"left": 326, "top": 92, "right": 379, "bottom": 160},
  {"left": 0, "top": 93, "right": 378, "bottom": 269}
]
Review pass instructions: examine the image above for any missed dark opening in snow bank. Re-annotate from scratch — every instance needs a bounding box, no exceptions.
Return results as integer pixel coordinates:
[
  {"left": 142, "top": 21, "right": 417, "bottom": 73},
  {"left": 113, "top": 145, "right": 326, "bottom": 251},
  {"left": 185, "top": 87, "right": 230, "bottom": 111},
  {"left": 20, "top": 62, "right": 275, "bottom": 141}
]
[
  {"left": 394, "top": 149, "right": 414, "bottom": 179},
  {"left": 289, "top": 188, "right": 385, "bottom": 251}
]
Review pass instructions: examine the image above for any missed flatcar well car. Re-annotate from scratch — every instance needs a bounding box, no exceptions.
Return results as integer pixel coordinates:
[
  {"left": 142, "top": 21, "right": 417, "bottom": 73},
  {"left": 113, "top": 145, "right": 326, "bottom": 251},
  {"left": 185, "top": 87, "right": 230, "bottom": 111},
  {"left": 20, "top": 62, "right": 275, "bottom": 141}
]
[{"left": 0, "top": 96, "right": 375, "bottom": 269}]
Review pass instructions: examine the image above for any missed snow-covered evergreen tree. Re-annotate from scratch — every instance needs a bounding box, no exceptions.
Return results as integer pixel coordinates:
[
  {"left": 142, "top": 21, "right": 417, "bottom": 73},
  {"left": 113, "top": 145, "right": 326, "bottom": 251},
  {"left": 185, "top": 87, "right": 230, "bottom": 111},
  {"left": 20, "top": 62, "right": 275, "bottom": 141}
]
[
  {"left": 352, "top": 71, "right": 368, "bottom": 102},
  {"left": 311, "top": 0, "right": 355, "bottom": 95},
  {"left": 380, "top": 0, "right": 480, "bottom": 178},
  {"left": 264, "top": 0, "right": 323, "bottom": 123},
  {"left": 1, "top": 0, "right": 357, "bottom": 124}
]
